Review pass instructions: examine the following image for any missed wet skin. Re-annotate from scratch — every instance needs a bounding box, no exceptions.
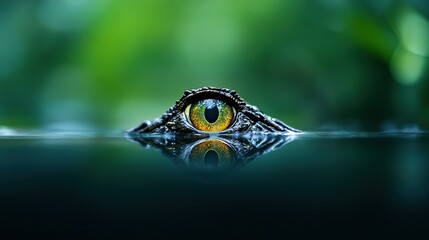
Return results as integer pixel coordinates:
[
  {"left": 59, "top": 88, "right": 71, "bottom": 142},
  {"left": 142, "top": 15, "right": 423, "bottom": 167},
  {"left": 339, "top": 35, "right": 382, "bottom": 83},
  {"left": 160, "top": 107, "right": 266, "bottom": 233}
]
[{"left": 127, "top": 87, "right": 300, "bottom": 135}]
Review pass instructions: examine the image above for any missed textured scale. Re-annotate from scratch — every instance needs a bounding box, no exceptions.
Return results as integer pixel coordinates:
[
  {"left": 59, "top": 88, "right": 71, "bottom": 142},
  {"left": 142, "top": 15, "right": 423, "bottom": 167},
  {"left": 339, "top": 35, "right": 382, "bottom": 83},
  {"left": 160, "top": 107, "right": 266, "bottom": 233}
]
[{"left": 127, "top": 87, "right": 300, "bottom": 135}]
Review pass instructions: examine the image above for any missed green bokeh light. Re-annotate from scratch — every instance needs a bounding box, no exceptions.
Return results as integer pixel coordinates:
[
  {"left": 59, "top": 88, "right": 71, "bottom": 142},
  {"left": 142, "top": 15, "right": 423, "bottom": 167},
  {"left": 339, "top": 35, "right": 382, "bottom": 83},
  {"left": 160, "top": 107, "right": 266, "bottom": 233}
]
[{"left": 0, "top": 0, "right": 428, "bottom": 130}]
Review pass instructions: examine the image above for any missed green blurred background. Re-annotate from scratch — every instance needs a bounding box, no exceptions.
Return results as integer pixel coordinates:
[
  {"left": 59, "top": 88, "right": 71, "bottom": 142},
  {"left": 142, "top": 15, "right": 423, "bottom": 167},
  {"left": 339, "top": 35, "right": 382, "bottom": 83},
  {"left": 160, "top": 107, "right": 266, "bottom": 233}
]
[{"left": 0, "top": 0, "right": 428, "bottom": 131}]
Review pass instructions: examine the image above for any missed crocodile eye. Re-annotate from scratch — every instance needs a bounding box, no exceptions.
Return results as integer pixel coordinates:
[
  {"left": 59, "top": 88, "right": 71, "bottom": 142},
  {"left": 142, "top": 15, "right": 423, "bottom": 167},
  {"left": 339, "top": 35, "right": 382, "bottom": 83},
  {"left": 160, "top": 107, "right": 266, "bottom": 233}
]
[
  {"left": 128, "top": 87, "right": 301, "bottom": 134},
  {"left": 189, "top": 139, "right": 234, "bottom": 167},
  {"left": 185, "top": 99, "right": 235, "bottom": 132}
]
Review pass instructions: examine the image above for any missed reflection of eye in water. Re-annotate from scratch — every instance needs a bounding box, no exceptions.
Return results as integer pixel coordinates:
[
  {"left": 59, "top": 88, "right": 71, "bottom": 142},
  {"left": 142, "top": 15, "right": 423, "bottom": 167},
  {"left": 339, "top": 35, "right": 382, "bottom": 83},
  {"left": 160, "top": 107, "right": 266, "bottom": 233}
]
[
  {"left": 204, "top": 150, "right": 218, "bottom": 166},
  {"left": 128, "top": 134, "right": 296, "bottom": 177},
  {"left": 188, "top": 139, "right": 234, "bottom": 169}
]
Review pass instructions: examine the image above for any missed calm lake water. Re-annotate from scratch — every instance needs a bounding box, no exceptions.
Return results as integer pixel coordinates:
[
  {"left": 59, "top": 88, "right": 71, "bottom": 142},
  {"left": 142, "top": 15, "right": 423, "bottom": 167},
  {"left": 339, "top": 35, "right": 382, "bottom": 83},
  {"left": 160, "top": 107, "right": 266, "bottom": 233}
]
[{"left": 1, "top": 131, "right": 428, "bottom": 238}]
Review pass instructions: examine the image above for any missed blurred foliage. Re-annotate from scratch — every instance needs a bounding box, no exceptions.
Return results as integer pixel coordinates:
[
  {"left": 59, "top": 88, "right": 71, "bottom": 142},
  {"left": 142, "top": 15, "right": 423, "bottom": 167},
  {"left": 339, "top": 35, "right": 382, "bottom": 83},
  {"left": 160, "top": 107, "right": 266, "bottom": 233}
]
[{"left": 0, "top": 0, "right": 428, "bottom": 130}]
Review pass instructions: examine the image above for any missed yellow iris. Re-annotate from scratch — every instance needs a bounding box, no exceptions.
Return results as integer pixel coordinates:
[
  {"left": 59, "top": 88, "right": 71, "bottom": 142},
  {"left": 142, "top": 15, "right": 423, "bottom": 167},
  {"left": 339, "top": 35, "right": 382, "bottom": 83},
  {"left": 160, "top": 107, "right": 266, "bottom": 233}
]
[
  {"left": 185, "top": 99, "right": 235, "bottom": 132},
  {"left": 189, "top": 139, "right": 234, "bottom": 168}
]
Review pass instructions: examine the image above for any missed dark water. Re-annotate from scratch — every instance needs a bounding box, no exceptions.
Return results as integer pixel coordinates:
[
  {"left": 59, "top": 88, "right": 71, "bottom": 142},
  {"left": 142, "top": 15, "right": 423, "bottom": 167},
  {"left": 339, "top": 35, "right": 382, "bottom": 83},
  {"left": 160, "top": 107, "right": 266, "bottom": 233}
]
[{"left": 1, "top": 130, "right": 429, "bottom": 239}]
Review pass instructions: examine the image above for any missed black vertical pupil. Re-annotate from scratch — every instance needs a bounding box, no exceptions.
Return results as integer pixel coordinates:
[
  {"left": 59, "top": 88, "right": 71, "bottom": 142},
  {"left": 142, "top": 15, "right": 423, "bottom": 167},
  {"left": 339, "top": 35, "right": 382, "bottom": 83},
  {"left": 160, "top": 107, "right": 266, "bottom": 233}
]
[
  {"left": 204, "top": 105, "right": 219, "bottom": 123},
  {"left": 204, "top": 150, "right": 219, "bottom": 167}
]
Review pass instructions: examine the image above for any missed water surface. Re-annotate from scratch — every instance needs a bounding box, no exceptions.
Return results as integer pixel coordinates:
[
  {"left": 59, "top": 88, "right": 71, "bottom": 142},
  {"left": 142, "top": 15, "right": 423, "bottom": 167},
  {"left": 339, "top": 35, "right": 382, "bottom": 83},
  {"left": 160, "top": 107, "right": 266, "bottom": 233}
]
[{"left": 1, "top": 130, "right": 428, "bottom": 238}]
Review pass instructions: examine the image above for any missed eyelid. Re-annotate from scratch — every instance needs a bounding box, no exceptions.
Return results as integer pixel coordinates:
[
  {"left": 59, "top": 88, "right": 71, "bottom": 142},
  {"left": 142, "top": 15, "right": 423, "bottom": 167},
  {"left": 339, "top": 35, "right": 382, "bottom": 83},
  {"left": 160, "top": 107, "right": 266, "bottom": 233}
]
[
  {"left": 184, "top": 104, "right": 191, "bottom": 118},
  {"left": 231, "top": 107, "right": 237, "bottom": 118},
  {"left": 178, "top": 91, "right": 243, "bottom": 112}
]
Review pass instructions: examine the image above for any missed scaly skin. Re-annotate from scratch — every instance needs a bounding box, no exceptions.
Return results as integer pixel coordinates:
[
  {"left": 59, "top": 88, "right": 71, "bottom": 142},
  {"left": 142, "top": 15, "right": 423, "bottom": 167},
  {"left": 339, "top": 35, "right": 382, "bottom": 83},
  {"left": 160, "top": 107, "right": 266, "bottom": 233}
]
[{"left": 127, "top": 87, "right": 301, "bottom": 135}]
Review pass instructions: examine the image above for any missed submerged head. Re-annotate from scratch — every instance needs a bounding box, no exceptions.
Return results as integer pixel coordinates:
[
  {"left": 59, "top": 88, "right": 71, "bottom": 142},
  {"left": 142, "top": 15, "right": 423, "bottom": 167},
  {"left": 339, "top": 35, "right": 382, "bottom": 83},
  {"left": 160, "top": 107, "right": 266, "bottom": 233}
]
[{"left": 128, "top": 87, "right": 301, "bottom": 135}]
